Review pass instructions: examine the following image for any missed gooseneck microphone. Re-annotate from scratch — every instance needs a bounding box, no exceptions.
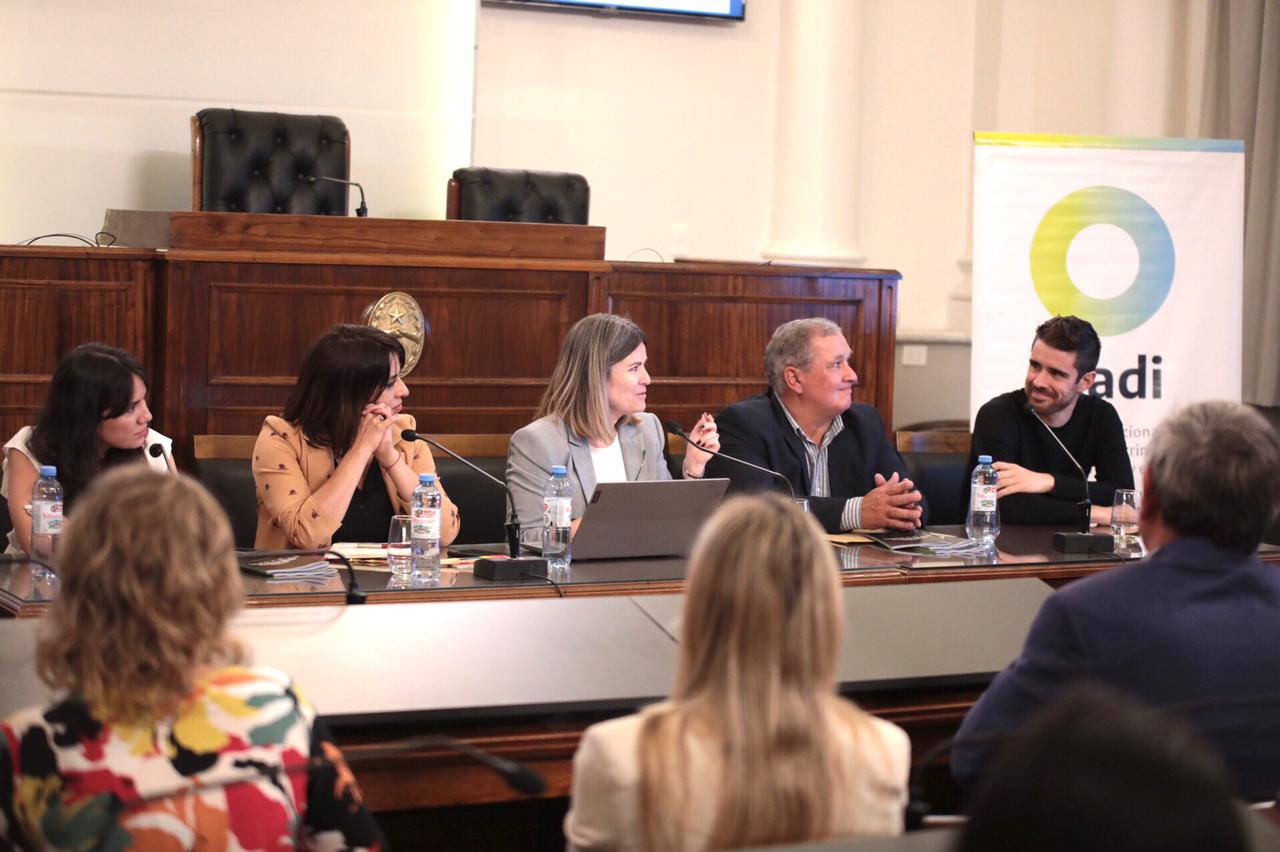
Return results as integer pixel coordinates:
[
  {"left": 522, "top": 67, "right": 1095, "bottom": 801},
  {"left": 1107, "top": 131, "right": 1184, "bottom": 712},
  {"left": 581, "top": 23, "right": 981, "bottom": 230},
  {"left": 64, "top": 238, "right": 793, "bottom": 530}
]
[
  {"left": 308, "top": 175, "right": 368, "bottom": 217},
  {"left": 1024, "top": 403, "right": 1110, "bottom": 552},
  {"left": 663, "top": 420, "right": 795, "bottom": 499},
  {"left": 400, "top": 429, "right": 547, "bottom": 581}
]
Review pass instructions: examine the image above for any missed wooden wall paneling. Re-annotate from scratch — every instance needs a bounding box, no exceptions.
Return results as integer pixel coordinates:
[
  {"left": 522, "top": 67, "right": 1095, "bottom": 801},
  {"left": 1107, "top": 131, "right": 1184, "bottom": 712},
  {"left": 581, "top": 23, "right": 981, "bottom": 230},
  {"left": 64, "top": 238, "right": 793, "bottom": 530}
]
[
  {"left": 0, "top": 248, "right": 155, "bottom": 442},
  {"left": 175, "top": 258, "right": 592, "bottom": 449},
  {"left": 599, "top": 262, "right": 900, "bottom": 434},
  {"left": 158, "top": 258, "right": 212, "bottom": 468}
]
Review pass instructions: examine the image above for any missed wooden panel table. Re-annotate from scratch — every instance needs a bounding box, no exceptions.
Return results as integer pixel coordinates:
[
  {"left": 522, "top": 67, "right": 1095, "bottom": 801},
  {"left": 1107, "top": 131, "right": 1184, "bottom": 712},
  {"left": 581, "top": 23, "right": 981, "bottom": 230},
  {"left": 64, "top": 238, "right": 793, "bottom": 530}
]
[
  {"left": 9, "top": 526, "right": 1268, "bottom": 619},
  {"left": 0, "top": 526, "right": 1106, "bottom": 618},
  {"left": 0, "top": 581, "right": 1050, "bottom": 828}
]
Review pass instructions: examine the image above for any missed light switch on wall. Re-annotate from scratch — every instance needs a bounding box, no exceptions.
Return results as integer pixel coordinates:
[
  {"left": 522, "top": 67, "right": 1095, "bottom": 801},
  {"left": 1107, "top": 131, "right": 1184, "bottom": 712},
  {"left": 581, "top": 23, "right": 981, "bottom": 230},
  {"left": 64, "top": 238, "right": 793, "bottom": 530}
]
[{"left": 902, "top": 344, "right": 928, "bottom": 367}]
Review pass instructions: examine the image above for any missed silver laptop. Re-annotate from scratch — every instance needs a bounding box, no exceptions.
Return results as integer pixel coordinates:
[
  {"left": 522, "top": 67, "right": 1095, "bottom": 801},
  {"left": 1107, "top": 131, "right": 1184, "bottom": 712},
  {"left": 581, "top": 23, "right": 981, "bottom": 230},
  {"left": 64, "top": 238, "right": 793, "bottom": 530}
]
[{"left": 571, "top": 478, "right": 730, "bottom": 560}]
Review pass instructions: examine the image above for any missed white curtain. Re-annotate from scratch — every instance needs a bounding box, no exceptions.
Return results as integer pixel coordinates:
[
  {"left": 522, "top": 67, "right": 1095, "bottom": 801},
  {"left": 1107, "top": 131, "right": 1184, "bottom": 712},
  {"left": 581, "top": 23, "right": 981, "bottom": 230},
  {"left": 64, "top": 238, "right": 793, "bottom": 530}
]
[{"left": 1201, "top": 0, "right": 1280, "bottom": 405}]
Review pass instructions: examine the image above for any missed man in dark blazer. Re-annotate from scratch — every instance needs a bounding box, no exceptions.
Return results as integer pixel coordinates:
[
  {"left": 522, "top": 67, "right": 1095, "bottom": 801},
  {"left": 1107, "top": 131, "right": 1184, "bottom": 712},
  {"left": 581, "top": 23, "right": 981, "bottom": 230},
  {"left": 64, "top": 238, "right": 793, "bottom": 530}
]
[
  {"left": 952, "top": 401, "right": 1280, "bottom": 802},
  {"left": 706, "top": 317, "right": 925, "bottom": 534}
]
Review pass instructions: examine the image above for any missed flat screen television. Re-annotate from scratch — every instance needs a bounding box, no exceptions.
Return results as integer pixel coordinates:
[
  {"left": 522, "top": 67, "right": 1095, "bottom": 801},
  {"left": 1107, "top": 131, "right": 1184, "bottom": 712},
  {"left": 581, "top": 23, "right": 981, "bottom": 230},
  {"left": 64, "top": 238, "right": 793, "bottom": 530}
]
[{"left": 485, "top": 0, "right": 745, "bottom": 23}]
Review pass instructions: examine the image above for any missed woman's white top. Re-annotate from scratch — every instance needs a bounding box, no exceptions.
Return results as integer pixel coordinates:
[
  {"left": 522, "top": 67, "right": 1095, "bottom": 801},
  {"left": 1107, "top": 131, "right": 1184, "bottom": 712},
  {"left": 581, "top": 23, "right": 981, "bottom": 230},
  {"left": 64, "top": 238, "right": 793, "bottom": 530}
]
[
  {"left": 2, "top": 426, "right": 173, "bottom": 553},
  {"left": 589, "top": 437, "right": 628, "bottom": 484}
]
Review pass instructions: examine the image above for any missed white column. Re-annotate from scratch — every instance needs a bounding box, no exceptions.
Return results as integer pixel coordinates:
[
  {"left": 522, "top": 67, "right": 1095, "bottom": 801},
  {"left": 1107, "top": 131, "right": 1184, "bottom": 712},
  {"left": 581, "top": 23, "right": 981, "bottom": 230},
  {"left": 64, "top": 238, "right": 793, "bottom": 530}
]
[{"left": 762, "top": 0, "right": 866, "bottom": 266}]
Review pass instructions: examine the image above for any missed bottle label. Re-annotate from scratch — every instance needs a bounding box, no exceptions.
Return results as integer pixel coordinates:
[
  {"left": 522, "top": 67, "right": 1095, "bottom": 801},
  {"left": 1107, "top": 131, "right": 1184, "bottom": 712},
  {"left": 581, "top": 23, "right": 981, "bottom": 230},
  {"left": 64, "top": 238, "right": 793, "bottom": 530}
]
[
  {"left": 543, "top": 496, "right": 572, "bottom": 529},
  {"left": 412, "top": 508, "right": 440, "bottom": 539},
  {"left": 32, "top": 501, "right": 63, "bottom": 535},
  {"left": 970, "top": 484, "right": 997, "bottom": 513}
]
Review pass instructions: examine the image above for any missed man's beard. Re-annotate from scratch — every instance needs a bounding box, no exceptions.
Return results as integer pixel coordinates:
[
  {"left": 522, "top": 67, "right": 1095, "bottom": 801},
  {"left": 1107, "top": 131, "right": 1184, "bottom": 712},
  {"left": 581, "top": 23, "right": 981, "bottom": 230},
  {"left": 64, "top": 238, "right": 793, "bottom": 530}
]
[{"left": 1025, "top": 382, "right": 1078, "bottom": 420}]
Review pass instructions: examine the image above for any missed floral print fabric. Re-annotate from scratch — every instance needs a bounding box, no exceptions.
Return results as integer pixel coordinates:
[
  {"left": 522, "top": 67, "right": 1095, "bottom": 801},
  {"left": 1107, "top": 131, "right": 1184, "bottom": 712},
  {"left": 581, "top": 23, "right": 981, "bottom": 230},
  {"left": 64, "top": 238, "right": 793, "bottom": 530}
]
[{"left": 0, "top": 666, "right": 383, "bottom": 850}]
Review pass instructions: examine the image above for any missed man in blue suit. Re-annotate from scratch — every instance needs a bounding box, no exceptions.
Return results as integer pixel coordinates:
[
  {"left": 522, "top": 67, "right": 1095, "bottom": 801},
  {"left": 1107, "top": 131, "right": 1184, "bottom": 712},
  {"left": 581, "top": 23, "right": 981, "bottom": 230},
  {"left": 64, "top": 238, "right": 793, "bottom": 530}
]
[
  {"left": 953, "top": 401, "right": 1280, "bottom": 801},
  {"left": 706, "top": 317, "right": 925, "bottom": 534}
]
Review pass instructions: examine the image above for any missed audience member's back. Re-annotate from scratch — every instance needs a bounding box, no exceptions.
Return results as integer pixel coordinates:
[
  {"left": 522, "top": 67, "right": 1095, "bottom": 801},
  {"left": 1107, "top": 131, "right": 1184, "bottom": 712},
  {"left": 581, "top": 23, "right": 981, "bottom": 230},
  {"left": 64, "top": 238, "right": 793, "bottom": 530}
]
[{"left": 957, "top": 684, "right": 1248, "bottom": 852}]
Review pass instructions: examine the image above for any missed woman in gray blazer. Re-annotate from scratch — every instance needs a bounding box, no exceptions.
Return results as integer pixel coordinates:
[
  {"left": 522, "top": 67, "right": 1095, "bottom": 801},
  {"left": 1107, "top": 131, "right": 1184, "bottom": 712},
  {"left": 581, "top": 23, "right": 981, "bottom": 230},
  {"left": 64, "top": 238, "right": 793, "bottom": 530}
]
[{"left": 506, "top": 314, "right": 719, "bottom": 530}]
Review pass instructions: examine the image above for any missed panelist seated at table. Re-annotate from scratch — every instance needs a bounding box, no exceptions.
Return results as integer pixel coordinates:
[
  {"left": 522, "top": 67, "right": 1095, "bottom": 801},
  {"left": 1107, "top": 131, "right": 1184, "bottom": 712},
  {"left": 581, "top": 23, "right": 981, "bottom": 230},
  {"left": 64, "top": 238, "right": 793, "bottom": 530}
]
[
  {"left": 968, "top": 315, "right": 1133, "bottom": 527},
  {"left": 2, "top": 343, "right": 172, "bottom": 554},
  {"left": 705, "top": 318, "right": 925, "bottom": 534},
  {"left": 563, "top": 494, "right": 910, "bottom": 850},
  {"left": 0, "top": 468, "right": 385, "bottom": 849},
  {"left": 254, "top": 324, "right": 459, "bottom": 550},
  {"left": 952, "top": 401, "right": 1280, "bottom": 802},
  {"left": 506, "top": 313, "right": 718, "bottom": 532}
]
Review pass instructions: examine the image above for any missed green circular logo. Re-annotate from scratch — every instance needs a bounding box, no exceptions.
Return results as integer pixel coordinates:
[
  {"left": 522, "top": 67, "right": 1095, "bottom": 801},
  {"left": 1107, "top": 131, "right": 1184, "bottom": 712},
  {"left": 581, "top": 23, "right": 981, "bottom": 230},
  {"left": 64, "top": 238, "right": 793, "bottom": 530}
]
[{"left": 1029, "top": 186, "right": 1174, "bottom": 336}]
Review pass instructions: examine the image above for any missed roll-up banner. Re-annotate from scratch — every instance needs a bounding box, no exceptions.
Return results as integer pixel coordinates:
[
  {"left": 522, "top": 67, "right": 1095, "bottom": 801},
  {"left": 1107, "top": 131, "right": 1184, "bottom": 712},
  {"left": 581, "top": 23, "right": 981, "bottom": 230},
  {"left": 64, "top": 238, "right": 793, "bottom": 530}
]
[{"left": 971, "top": 132, "right": 1244, "bottom": 489}]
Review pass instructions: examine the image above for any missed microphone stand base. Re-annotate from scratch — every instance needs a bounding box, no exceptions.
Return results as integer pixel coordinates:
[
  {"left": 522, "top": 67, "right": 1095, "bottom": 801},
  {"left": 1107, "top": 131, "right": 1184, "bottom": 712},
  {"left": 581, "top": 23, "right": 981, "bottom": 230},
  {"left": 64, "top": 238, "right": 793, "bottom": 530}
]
[
  {"left": 475, "top": 556, "right": 548, "bottom": 581},
  {"left": 1053, "top": 532, "right": 1115, "bottom": 553}
]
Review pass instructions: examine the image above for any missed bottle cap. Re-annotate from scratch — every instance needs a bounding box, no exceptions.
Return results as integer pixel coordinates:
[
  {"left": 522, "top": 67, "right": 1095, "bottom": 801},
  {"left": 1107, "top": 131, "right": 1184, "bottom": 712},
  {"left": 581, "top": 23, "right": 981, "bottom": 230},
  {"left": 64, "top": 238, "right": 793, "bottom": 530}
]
[
  {"left": 550, "top": 465, "right": 567, "bottom": 476},
  {"left": 419, "top": 473, "right": 436, "bottom": 484},
  {"left": 978, "top": 455, "right": 993, "bottom": 464},
  {"left": 39, "top": 465, "right": 56, "bottom": 477}
]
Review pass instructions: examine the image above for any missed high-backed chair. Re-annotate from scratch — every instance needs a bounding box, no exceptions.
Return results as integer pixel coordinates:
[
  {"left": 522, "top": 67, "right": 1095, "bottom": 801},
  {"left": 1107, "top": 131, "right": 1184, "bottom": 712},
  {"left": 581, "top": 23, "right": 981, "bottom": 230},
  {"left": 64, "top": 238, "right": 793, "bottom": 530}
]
[
  {"left": 896, "top": 429, "right": 972, "bottom": 527},
  {"left": 447, "top": 167, "right": 590, "bottom": 224},
  {"left": 191, "top": 108, "right": 351, "bottom": 215}
]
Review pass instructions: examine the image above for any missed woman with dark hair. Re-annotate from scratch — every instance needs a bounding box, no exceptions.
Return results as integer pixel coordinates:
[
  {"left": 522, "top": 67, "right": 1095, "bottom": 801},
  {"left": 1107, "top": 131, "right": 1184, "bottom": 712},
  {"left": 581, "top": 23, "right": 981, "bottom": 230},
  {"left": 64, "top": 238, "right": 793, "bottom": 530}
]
[
  {"left": 1, "top": 342, "right": 171, "bottom": 554},
  {"left": 0, "top": 466, "right": 385, "bottom": 848},
  {"left": 253, "top": 323, "right": 459, "bottom": 549},
  {"left": 564, "top": 494, "right": 910, "bottom": 850},
  {"left": 506, "top": 313, "right": 719, "bottom": 530}
]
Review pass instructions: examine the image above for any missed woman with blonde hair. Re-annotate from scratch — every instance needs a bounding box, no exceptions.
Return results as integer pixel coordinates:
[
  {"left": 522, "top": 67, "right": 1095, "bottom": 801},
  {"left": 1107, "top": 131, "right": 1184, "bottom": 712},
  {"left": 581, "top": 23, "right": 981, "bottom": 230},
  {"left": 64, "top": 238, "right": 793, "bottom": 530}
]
[
  {"left": 564, "top": 493, "right": 910, "bottom": 850},
  {"left": 506, "top": 313, "right": 719, "bottom": 529},
  {"left": 0, "top": 467, "right": 383, "bottom": 849}
]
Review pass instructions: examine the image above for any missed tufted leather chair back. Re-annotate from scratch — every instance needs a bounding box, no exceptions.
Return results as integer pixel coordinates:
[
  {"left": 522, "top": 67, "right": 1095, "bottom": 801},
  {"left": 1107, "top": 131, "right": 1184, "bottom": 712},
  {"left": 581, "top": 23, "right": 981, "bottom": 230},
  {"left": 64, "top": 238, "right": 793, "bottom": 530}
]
[
  {"left": 192, "top": 108, "right": 351, "bottom": 215},
  {"left": 447, "top": 167, "right": 589, "bottom": 225}
]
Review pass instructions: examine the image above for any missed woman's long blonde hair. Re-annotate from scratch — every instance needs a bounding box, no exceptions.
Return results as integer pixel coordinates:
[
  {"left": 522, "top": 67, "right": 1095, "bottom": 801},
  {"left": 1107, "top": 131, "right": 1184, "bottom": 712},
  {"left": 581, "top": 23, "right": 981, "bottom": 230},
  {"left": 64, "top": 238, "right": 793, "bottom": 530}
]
[
  {"left": 637, "top": 494, "right": 863, "bottom": 850},
  {"left": 37, "top": 467, "right": 245, "bottom": 724},
  {"left": 535, "top": 313, "right": 645, "bottom": 444}
]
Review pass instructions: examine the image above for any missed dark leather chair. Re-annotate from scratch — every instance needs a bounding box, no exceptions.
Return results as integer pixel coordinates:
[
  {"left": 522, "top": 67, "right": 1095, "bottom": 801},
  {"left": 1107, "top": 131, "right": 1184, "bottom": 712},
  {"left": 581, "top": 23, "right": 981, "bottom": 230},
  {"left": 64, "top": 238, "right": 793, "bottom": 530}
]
[
  {"left": 897, "top": 430, "right": 972, "bottom": 527},
  {"left": 191, "top": 108, "right": 351, "bottom": 215},
  {"left": 447, "top": 167, "right": 589, "bottom": 224}
]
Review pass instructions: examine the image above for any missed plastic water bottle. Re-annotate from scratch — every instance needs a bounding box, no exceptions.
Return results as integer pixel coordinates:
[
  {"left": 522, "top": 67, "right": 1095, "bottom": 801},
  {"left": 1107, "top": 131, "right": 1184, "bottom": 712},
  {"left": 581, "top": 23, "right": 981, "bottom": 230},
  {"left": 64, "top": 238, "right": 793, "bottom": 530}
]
[
  {"left": 411, "top": 473, "right": 442, "bottom": 583},
  {"left": 542, "top": 465, "right": 572, "bottom": 576},
  {"left": 30, "top": 465, "right": 63, "bottom": 571},
  {"left": 965, "top": 454, "right": 1000, "bottom": 547}
]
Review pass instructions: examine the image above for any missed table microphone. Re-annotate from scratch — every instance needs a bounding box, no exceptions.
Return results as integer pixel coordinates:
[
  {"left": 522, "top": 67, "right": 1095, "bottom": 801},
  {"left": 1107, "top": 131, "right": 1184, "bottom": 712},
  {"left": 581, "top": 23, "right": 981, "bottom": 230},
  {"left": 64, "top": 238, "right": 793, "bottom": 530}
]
[
  {"left": 308, "top": 175, "right": 368, "bottom": 217},
  {"left": 1023, "top": 403, "right": 1111, "bottom": 553},
  {"left": 147, "top": 441, "right": 175, "bottom": 471},
  {"left": 400, "top": 429, "right": 547, "bottom": 581},
  {"left": 663, "top": 420, "right": 795, "bottom": 499}
]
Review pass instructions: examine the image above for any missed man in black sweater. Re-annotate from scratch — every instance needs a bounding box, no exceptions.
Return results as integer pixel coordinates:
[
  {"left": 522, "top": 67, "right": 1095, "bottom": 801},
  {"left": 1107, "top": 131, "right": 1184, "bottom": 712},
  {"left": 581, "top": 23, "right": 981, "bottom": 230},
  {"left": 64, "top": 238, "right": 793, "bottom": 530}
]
[{"left": 969, "top": 316, "right": 1133, "bottom": 527}]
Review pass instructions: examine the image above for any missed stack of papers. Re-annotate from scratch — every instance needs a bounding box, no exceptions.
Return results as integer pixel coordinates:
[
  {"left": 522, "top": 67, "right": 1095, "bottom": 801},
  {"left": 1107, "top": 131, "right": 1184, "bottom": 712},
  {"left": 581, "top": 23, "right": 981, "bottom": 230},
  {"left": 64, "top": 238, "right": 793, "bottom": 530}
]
[
  {"left": 237, "top": 551, "right": 336, "bottom": 580},
  {"left": 828, "top": 530, "right": 989, "bottom": 556}
]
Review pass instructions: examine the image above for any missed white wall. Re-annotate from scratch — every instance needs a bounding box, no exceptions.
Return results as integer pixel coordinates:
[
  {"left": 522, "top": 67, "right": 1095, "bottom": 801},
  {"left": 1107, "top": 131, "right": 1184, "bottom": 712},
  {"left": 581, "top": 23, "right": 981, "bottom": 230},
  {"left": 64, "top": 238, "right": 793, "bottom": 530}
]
[
  {"left": 473, "top": 0, "right": 781, "bottom": 261},
  {"left": 0, "top": 0, "right": 476, "bottom": 243}
]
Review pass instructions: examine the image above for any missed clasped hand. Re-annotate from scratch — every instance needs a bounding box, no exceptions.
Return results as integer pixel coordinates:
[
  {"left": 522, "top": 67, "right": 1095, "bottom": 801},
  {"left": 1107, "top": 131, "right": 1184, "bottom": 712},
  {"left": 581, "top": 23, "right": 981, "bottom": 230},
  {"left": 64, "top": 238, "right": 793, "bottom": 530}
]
[
  {"left": 356, "top": 403, "right": 399, "bottom": 467},
  {"left": 862, "top": 472, "right": 923, "bottom": 531}
]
